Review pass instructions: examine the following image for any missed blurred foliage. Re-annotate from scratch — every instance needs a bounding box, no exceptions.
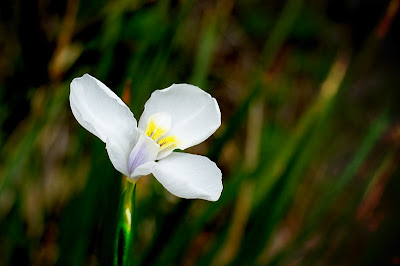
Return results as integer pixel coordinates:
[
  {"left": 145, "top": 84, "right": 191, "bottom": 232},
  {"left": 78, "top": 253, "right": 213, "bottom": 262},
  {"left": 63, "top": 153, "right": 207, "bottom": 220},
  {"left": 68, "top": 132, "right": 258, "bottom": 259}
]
[{"left": 1, "top": 0, "right": 400, "bottom": 265}]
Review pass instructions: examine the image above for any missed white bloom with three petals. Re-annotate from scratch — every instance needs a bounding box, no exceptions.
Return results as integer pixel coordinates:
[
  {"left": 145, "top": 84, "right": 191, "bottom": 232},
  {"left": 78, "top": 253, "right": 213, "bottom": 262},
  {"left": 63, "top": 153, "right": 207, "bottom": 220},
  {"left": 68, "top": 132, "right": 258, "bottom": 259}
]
[{"left": 70, "top": 74, "right": 223, "bottom": 201}]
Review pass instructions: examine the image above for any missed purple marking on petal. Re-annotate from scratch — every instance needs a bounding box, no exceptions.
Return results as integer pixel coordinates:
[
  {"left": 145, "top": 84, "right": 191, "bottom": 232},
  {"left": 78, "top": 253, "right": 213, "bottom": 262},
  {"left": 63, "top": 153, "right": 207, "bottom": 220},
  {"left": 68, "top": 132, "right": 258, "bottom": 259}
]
[
  {"left": 127, "top": 132, "right": 160, "bottom": 176},
  {"left": 128, "top": 142, "right": 146, "bottom": 174}
]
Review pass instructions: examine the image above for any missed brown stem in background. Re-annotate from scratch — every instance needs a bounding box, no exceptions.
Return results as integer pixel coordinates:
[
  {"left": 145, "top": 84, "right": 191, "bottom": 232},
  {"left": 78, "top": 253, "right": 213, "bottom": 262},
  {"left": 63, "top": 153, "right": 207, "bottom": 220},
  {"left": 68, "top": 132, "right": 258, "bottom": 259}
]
[
  {"left": 376, "top": 0, "right": 400, "bottom": 39},
  {"left": 49, "top": 0, "right": 80, "bottom": 81}
]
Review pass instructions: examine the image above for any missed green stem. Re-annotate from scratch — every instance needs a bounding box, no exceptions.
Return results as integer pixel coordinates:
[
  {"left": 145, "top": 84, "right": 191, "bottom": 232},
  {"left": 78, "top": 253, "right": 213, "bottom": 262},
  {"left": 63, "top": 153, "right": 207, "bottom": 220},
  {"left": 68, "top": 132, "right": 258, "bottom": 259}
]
[{"left": 114, "top": 180, "right": 136, "bottom": 266}]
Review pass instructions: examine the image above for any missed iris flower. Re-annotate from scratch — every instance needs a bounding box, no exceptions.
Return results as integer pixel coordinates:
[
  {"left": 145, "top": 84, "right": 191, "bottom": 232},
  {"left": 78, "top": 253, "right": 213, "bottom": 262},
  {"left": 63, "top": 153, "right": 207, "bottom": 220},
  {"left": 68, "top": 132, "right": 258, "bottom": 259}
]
[{"left": 70, "top": 74, "right": 222, "bottom": 201}]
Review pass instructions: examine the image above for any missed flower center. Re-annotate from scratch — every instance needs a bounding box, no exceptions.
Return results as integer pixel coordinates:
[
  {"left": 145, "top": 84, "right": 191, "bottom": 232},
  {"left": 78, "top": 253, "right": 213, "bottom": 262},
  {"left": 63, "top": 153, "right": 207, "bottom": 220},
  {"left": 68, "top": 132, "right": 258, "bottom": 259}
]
[{"left": 145, "top": 113, "right": 179, "bottom": 151}]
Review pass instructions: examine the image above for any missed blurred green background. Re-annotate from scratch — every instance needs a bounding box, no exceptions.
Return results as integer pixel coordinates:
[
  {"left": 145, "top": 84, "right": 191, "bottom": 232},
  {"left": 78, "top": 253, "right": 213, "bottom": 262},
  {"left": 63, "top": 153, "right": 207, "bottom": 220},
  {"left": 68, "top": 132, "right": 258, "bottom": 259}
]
[{"left": 1, "top": 0, "right": 400, "bottom": 265}]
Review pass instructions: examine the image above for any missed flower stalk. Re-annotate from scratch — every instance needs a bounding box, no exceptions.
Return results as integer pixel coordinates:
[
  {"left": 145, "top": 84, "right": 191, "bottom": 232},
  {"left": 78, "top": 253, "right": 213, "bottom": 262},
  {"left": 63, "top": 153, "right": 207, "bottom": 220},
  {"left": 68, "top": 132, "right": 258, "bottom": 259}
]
[{"left": 114, "top": 180, "right": 136, "bottom": 266}]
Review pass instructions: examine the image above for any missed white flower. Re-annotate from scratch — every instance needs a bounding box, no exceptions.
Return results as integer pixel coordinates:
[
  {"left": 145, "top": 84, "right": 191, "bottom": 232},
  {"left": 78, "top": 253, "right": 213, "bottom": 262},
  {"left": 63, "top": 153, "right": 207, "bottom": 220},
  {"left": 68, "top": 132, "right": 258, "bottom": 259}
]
[{"left": 70, "top": 74, "right": 223, "bottom": 201}]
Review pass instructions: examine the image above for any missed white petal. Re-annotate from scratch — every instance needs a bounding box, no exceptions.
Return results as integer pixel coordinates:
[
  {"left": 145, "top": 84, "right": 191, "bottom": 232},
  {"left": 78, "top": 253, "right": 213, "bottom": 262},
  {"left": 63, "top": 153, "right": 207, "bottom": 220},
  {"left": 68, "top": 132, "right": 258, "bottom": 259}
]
[
  {"left": 156, "top": 145, "right": 177, "bottom": 160},
  {"left": 70, "top": 74, "right": 138, "bottom": 175},
  {"left": 138, "top": 84, "right": 221, "bottom": 153},
  {"left": 105, "top": 137, "right": 135, "bottom": 176},
  {"left": 128, "top": 131, "right": 159, "bottom": 177},
  {"left": 130, "top": 161, "right": 157, "bottom": 181},
  {"left": 152, "top": 152, "right": 223, "bottom": 201},
  {"left": 70, "top": 74, "right": 137, "bottom": 142}
]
